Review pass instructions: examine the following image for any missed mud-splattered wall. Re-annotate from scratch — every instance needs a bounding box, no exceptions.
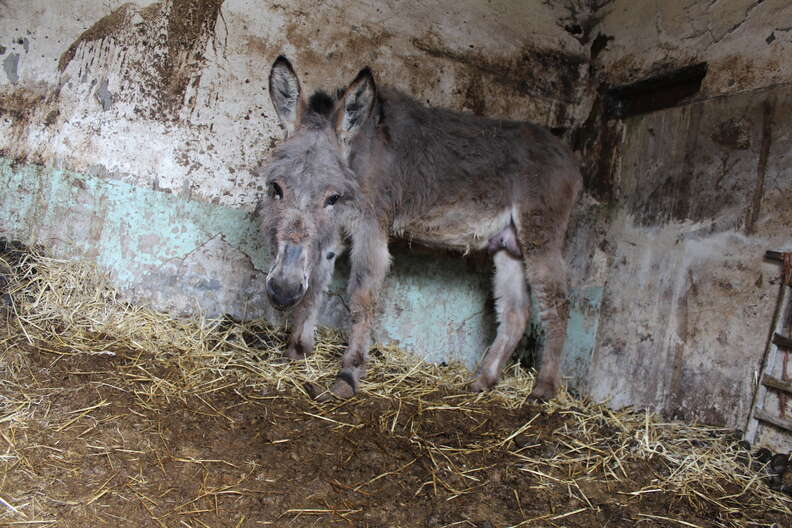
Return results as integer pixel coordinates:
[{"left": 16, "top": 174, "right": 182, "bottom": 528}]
[
  {"left": 0, "top": 1, "right": 592, "bottom": 368},
  {"left": 572, "top": 0, "right": 792, "bottom": 448},
  {"left": 2, "top": 0, "right": 791, "bottom": 444},
  {"left": 0, "top": 0, "right": 590, "bottom": 201}
]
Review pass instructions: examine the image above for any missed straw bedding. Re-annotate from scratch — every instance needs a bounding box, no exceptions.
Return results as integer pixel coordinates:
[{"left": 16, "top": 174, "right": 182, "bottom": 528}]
[{"left": 0, "top": 244, "right": 790, "bottom": 527}]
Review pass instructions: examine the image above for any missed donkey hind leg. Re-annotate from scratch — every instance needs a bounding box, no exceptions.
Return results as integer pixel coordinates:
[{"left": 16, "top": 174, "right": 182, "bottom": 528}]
[
  {"left": 286, "top": 246, "right": 337, "bottom": 360},
  {"left": 524, "top": 251, "right": 568, "bottom": 401},
  {"left": 330, "top": 230, "right": 391, "bottom": 399},
  {"left": 470, "top": 251, "right": 531, "bottom": 392}
]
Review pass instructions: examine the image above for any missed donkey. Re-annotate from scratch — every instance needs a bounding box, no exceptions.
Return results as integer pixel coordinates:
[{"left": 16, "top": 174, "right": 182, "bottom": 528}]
[{"left": 259, "top": 56, "right": 581, "bottom": 400}]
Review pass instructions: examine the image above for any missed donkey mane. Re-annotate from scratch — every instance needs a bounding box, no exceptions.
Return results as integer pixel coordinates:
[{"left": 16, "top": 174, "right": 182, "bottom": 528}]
[
  {"left": 307, "top": 88, "right": 385, "bottom": 127},
  {"left": 307, "top": 91, "right": 336, "bottom": 117}
]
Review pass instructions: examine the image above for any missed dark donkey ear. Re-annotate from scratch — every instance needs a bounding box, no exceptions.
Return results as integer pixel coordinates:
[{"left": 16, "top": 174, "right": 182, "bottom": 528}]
[
  {"left": 335, "top": 67, "right": 377, "bottom": 158},
  {"left": 269, "top": 56, "right": 304, "bottom": 137}
]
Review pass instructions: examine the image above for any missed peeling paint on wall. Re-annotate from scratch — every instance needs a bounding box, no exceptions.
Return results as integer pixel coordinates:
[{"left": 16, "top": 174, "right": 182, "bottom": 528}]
[
  {"left": 0, "top": 156, "right": 597, "bottom": 371},
  {"left": 3, "top": 52, "right": 19, "bottom": 84},
  {"left": 2, "top": 0, "right": 791, "bottom": 437},
  {"left": 587, "top": 84, "right": 792, "bottom": 435},
  {"left": 0, "top": 157, "right": 273, "bottom": 317}
]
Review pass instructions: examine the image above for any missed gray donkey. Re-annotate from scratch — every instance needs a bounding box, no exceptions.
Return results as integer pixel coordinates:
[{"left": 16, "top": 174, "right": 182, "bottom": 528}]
[{"left": 259, "top": 56, "right": 581, "bottom": 400}]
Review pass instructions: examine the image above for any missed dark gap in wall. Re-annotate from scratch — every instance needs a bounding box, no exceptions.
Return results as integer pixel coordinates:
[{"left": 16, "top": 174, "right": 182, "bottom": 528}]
[
  {"left": 571, "top": 85, "right": 623, "bottom": 203},
  {"left": 605, "top": 62, "right": 708, "bottom": 118},
  {"left": 589, "top": 32, "right": 612, "bottom": 62},
  {"left": 387, "top": 239, "right": 492, "bottom": 274},
  {"left": 565, "top": 31, "right": 618, "bottom": 203}
]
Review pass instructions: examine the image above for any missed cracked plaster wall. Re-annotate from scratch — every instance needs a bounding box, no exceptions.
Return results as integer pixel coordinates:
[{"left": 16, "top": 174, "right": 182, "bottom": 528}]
[
  {"left": 2, "top": 0, "right": 792, "bottom": 440},
  {"left": 596, "top": 0, "right": 791, "bottom": 95},
  {"left": 0, "top": 0, "right": 593, "bottom": 371},
  {"left": 579, "top": 0, "right": 792, "bottom": 445}
]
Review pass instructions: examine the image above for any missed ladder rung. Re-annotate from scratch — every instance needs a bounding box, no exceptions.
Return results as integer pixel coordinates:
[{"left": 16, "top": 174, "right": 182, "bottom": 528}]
[
  {"left": 762, "top": 374, "right": 792, "bottom": 395},
  {"left": 772, "top": 333, "right": 792, "bottom": 350},
  {"left": 754, "top": 409, "right": 792, "bottom": 432}
]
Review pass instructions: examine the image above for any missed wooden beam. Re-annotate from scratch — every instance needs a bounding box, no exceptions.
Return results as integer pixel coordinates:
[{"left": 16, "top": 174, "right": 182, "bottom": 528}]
[
  {"left": 754, "top": 409, "right": 792, "bottom": 432},
  {"left": 762, "top": 374, "right": 792, "bottom": 395},
  {"left": 773, "top": 333, "right": 792, "bottom": 350}
]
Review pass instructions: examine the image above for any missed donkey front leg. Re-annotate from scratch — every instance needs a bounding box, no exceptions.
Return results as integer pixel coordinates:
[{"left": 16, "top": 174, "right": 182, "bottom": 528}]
[
  {"left": 330, "top": 229, "right": 391, "bottom": 398},
  {"left": 286, "top": 246, "right": 338, "bottom": 359},
  {"left": 285, "top": 290, "right": 321, "bottom": 360},
  {"left": 471, "top": 251, "right": 532, "bottom": 392}
]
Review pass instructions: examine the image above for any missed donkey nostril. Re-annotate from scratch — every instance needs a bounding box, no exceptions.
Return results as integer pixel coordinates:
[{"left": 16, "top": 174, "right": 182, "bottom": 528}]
[
  {"left": 267, "top": 278, "right": 289, "bottom": 298},
  {"left": 265, "top": 278, "right": 278, "bottom": 298},
  {"left": 266, "top": 277, "right": 306, "bottom": 309}
]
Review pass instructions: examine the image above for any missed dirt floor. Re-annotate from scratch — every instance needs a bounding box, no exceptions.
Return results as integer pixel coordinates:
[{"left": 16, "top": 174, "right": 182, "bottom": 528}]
[{"left": 0, "top": 249, "right": 791, "bottom": 527}]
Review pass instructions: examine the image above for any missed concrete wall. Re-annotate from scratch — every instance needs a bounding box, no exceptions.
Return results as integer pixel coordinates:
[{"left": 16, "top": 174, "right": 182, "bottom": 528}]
[
  {"left": 576, "top": 0, "right": 792, "bottom": 444},
  {"left": 597, "top": 0, "right": 791, "bottom": 97},
  {"left": 0, "top": 0, "right": 593, "bottom": 370},
  {"left": 2, "top": 0, "right": 792, "bottom": 443}
]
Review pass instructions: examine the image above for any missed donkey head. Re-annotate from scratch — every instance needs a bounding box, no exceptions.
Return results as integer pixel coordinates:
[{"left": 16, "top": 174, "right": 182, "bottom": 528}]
[{"left": 259, "top": 56, "right": 377, "bottom": 310}]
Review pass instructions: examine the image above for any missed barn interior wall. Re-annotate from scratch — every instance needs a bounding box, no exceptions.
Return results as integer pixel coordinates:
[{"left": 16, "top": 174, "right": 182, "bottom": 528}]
[
  {"left": 1, "top": 0, "right": 791, "bottom": 434},
  {"left": 0, "top": 0, "right": 592, "bottom": 372},
  {"left": 578, "top": 0, "right": 792, "bottom": 437}
]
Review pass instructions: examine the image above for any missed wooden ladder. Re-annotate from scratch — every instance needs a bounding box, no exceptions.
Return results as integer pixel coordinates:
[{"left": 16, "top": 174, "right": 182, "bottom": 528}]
[{"left": 745, "top": 251, "right": 792, "bottom": 444}]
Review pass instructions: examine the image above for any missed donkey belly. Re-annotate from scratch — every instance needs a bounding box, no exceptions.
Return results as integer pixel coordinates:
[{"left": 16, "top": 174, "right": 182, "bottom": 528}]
[{"left": 394, "top": 207, "right": 513, "bottom": 253}]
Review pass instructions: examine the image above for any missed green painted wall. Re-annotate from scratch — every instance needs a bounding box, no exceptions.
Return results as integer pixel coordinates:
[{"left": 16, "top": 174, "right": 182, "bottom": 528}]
[{"left": 0, "top": 157, "right": 600, "bottom": 379}]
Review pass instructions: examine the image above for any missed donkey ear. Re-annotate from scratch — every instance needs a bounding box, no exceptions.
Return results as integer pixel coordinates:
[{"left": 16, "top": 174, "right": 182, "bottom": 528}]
[
  {"left": 269, "top": 56, "right": 304, "bottom": 136},
  {"left": 336, "top": 67, "right": 377, "bottom": 156}
]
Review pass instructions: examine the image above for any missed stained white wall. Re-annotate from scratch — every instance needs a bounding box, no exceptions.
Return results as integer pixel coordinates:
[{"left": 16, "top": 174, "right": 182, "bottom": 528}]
[
  {"left": 0, "top": 0, "right": 589, "bottom": 207},
  {"left": 584, "top": 0, "right": 792, "bottom": 446},
  {"left": 3, "top": 0, "right": 792, "bottom": 444}
]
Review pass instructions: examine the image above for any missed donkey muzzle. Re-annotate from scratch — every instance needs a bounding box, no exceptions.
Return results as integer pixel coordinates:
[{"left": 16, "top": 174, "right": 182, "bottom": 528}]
[
  {"left": 266, "top": 278, "right": 306, "bottom": 310},
  {"left": 266, "top": 244, "right": 309, "bottom": 310}
]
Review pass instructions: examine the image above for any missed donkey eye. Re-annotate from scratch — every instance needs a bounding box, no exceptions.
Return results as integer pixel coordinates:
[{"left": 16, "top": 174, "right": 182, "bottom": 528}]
[
  {"left": 325, "top": 194, "right": 341, "bottom": 207},
  {"left": 270, "top": 182, "right": 283, "bottom": 200}
]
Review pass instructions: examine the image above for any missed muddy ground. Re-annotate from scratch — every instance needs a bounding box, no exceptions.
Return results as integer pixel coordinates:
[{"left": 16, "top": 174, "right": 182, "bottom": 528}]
[
  {"left": 1, "top": 327, "right": 790, "bottom": 528},
  {"left": 0, "top": 244, "right": 788, "bottom": 528}
]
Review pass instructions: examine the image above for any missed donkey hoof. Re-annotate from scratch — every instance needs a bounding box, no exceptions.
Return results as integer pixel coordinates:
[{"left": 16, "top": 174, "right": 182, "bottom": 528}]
[
  {"left": 469, "top": 376, "right": 494, "bottom": 393},
  {"left": 528, "top": 380, "right": 557, "bottom": 402},
  {"left": 286, "top": 348, "right": 305, "bottom": 360},
  {"left": 329, "top": 372, "right": 358, "bottom": 399},
  {"left": 304, "top": 382, "right": 325, "bottom": 400},
  {"left": 286, "top": 341, "right": 311, "bottom": 360}
]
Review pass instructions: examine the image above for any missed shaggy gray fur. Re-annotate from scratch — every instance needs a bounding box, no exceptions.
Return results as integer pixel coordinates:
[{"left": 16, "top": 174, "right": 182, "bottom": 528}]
[{"left": 259, "top": 56, "right": 582, "bottom": 400}]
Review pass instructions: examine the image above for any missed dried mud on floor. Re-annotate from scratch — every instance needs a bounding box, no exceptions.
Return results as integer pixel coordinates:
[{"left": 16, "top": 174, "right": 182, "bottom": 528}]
[{"left": 0, "top": 250, "right": 791, "bottom": 528}]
